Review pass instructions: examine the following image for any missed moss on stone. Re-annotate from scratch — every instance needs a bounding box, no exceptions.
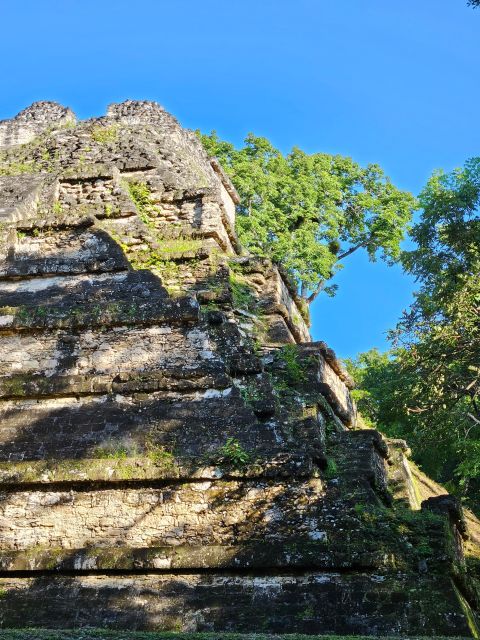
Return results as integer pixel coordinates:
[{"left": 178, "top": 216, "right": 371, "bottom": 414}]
[{"left": 0, "top": 631, "right": 473, "bottom": 640}]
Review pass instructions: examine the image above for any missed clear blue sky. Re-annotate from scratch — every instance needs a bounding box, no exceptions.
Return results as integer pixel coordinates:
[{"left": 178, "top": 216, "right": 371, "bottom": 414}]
[{"left": 1, "top": 0, "right": 479, "bottom": 358}]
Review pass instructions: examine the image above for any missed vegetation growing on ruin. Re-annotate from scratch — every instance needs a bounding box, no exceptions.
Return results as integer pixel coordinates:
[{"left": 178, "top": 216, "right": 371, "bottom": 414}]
[
  {"left": 126, "top": 180, "right": 153, "bottom": 225},
  {"left": 0, "top": 159, "right": 39, "bottom": 176},
  {"left": 144, "top": 435, "right": 176, "bottom": 468},
  {"left": 238, "top": 380, "right": 263, "bottom": 406},
  {"left": 91, "top": 124, "right": 118, "bottom": 144},
  {"left": 277, "top": 345, "right": 309, "bottom": 385},
  {"left": 324, "top": 458, "right": 338, "bottom": 480},
  {"left": 228, "top": 271, "right": 257, "bottom": 310},
  {"left": 211, "top": 438, "right": 251, "bottom": 469},
  {"left": 200, "top": 132, "right": 416, "bottom": 303},
  {"left": 92, "top": 440, "right": 133, "bottom": 459},
  {"left": 125, "top": 180, "right": 203, "bottom": 258},
  {"left": 0, "top": 129, "right": 63, "bottom": 175}
]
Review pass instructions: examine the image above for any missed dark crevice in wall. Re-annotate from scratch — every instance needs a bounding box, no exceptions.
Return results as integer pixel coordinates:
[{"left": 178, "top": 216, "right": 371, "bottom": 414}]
[
  {"left": 0, "top": 471, "right": 313, "bottom": 493},
  {"left": 0, "top": 565, "right": 384, "bottom": 579}
]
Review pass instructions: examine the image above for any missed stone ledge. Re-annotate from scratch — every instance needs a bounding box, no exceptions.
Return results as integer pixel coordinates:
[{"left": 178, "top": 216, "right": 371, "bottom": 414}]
[
  {"left": 0, "top": 368, "right": 231, "bottom": 400},
  {"left": 0, "top": 453, "right": 313, "bottom": 486},
  {"left": 297, "top": 342, "right": 354, "bottom": 389},
  {"left": 0, "top": 296, "right": 199, "bottom": 331},
  {"left": 15, "top": 215, "right": 96, "bottom": 232},
  {"left": 209, "top": 158, "right": 241, "bottom": 205},
  {"left": 0, "top": 228, "right": 129, "bottom": 279},
  {"left": 0, "top": 542, "right": 403, "bottom": 573},
  {"left": 0, "top": 573, "right": 471, "bottom": 635}
]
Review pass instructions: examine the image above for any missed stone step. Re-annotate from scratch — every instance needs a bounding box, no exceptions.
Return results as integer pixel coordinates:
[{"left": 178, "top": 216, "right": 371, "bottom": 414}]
[
  {"left": 0, "top": 542, "right": 401, "bottom": 573},
  {"left": 0, "top": 453, "right": 312, "bottom": 486},
  {"left": 0, "top": 228, "right": 128, "bottom": 278},
  {"left": 0, "top": 391, "right": 286, "bottom": 462},
  {"left": 0, "top": 296, "right": 199, "bottom": 331},
  {"left": 0, "top": 481, "right": 447, "bottom": 569},
  {"left": 0, "top": 573, "right": 470, "bottom": 636},
  {"left": 0, "top": 270, "right": 168, "bottom": 308},
  {"left": 0, "top": 323, "right": 219, "bottom": 398}
]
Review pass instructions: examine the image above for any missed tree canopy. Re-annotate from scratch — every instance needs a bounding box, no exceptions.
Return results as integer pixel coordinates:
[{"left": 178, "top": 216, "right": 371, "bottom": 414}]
[
  {"left": 347, "top": 159, "right": 480, "bottom": 510},
  {"left": 200, "top": 132, "right": 415, "bottom": 303}
]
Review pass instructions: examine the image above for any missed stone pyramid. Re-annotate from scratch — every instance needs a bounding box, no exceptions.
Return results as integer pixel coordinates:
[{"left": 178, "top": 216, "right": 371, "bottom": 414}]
[{"left": 0, "top": 100, "right": 478, "bottom": 636}]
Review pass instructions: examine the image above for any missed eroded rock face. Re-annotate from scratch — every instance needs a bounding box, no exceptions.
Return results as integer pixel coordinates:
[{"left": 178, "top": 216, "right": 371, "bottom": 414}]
[
  {"left": 0, "top": 100, "right": 477, "bottom": 636},
  {"left": 0, "top": 102, "right": 76, "bottom": 149}
]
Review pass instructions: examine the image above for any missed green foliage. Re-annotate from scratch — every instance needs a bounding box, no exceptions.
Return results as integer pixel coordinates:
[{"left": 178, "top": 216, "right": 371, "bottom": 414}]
[
  {"left": 324, "top": 458, "right": 338, "bottom": 479},
  {"left": 0, "top": 159, "right": 39, "bottom": 176},
  {"left": 158, "top": 238, "right": 202, "bottom": 256},
  {"left": 348, "top": 158, "right": 480, "bottom": 512},
  {"left": 91, "top": 124, "right": 118, "bottom": 144},
  {"left": 239, "top": 381, "right": 262, "bottom": 405},
  {"left": 229, "top": 271, "right": 256, "bottom": 310},
  {"left": 92, "top": 445, "right": 129, "bottom": 460},
  {"left": 146, "top": 444, "right": 175, "bottom": 468},
  {"left": 125, "top": 181, "right": 202, "bottom": 260},
  {"left": 200, "top": 131, "right": 415, "bottom": 303},
  {"left": 344, "top": 348, "right": 408, "bottom": 433},
  {"left": 278, "top": 344, "right": 308, "bottom": 385},
  {"left": 213, "top": 438, "right": 250, "bottom": 468},
  {"left": 103, "top": 203, "right": 113, "bottom": 217},
  {"left": 126, "top": 181, "right": 153, "bottom": 226},
  {"left": 92, "top": 440, "right": 136, "bottom": 459}
]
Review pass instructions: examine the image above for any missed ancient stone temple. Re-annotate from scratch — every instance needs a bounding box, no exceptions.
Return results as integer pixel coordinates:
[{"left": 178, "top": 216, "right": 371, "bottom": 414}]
[{"left": 0, "top": 100, "right": 478, "bottom": 636}]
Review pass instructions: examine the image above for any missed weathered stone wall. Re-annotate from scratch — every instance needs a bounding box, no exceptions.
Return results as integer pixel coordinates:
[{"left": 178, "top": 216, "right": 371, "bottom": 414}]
[
  {"left": 0, "top": 325, "right": 220, "bottom": 379},
  {"left": 0, "top": 100, "right": 477, "bottom": 636},
  {"left": 0, "top": 479, "right": 328, "bottom": 550},
  {"left": 0, "top": 102, "right": 76, "bottom": 149},
  {"left": 0, "top": 573, "right": 469, "bottom": 636}
]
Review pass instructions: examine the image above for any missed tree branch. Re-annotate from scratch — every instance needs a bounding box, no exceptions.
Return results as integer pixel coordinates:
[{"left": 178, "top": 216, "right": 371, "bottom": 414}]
[
  {"left": 303, "top": 235, "right": 376, "bottom": 304},
  {"left": 304, "top": 240, "right": 366, "bottom": 304},
  {"left": 337, "top": 242, "right": 365, "bottom": 261},
  {"left": 306, "top": 280, "right": 325, "bottom": 304}
]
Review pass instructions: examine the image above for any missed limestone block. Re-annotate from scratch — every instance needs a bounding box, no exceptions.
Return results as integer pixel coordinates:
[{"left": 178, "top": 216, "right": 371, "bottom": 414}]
[
  {"left": 0, "top": 175, "right": 44, "bottom": 222},
  {"left": 0, "top": 479, "right": 327, "bottom": 550},
  {"left": 295, "top": 343, "right": 356, "bottom": 426},
  {"left": 232, "top": 258, "right": 310, "bottom": 343},
  {"left": 0, "top": 326, "right": 220, "bottom": 380},
  {"left": 0, "top": 228, "right": 128, "bottom": 277}
]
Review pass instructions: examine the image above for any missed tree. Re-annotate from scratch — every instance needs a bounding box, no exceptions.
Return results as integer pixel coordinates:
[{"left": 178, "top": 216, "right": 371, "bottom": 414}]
[
  {"left": 344, "top": 348, "right": 412, "bottom": 434},
  {"left": 468, "top": 0, "right": 480, "bottom": 7},
  {"left": 200, "top": 132, "right": 415, "bottom": 303},
  {"left": 349, "top": 159, "right": 480, "bottom": 510}
]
